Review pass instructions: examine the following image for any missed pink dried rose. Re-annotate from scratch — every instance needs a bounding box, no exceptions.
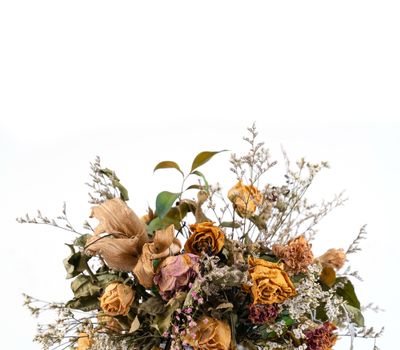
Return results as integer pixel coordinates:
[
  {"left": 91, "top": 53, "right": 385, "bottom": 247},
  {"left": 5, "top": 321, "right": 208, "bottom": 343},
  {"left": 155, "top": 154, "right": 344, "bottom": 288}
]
[{"left": 154, "top": 254, "right": 200, "bottom": 300}]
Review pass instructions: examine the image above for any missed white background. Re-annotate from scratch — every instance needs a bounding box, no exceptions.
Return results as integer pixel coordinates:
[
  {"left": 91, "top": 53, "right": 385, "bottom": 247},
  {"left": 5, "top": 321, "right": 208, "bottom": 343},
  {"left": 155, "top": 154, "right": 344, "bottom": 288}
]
[{"left": 1, "top": 1, "right": 399, "bottom": 349}]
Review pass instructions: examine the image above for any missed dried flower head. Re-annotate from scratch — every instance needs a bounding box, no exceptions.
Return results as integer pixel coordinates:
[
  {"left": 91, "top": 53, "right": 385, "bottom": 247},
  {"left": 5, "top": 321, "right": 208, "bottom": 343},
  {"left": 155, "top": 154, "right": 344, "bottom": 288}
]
[
  {"left": 99, "top": 282, "right": 135, "bottom": 316},
  {"left": 133, "top": 225, "right": 182, "bottom": 288},
  {"left": 272, "top": 235, "right": 314, "bottom": 275},
  {"left": 227, "top": 180, "right": 262, "bottom": 218},
  {"left": 246, "top": 257, "right": 296, "bottom": 304},
  {"left": 184, "top": 316, "right": 231, "bottom": 350},
  {"left": 248, "top": 303, "right": 279, "bottom": 324},
  {"left": 316, "top": 248, "right": 346, "bottom": 270},
  {"left": 305, "top": 322, "right": 337, "bottom": 350},
  {"left": 91, "top": 198, "right": 148, "bottom": 243},
  {"left": 185, "top": 222, "right": 225, "bottom": 255},
  {"left": 154, "top": 254, "right": 199, "bottom": 300},
  {"left": 76, "top": 332, "right": 93, "bottom": 350}
]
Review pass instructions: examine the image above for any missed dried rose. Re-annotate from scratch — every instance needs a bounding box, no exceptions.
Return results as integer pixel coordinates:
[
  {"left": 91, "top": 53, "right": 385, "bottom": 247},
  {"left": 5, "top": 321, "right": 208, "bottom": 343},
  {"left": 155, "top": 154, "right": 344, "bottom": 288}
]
[
  {"left": 227, "top": 180, "right": 262, "bottom": 218},
  {"left": 76, "top": 332, "right": 92, "bottom": 350},
  {"left": 305, "top": 322, "right": 337, "bottom": 350},
  {"left": 90, "top": 198, "right": 148, "bottom": 244},
  {"left": 154, "top": 253, "right": 199, "bottom": 300},
  {"left": 99, "top": 282, "right": 135, "bottom": 316},
  {"left": 316, "top": 248, "right": 346, "bottom": 270},
  {"left": 133, "top": 225, "right": 181, "bottom": 288},
  {"left": 272, "top": 235, "right": 314, "bottom": 275},
  {"left": 246, "top": 257, "right": 296, "bottom": 304},
  {"left": 185, "top": 222, "right": 225, "bottom": 255},
  {"left": 85, "top": 235, "right": 140, "bottom": 271},
  {"left": 184, "top": 316, "right": 231, "bottom": 350}
]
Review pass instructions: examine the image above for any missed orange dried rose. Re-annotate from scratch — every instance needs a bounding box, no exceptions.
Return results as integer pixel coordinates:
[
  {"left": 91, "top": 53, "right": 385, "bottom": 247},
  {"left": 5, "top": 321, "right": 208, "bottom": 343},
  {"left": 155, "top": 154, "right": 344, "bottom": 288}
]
[
  {"left": 272, "top": 235, "right": 314, "bottom": 275},
  {"left": 185, "top": 222, "right": 225, "bottom": 255},
  {"left": 316, "top": 248, "right": 346, "bottom": 270},
  {"left": 99, "top": 282, "right": 135, "bottom": 316},
  {"left": 97, "top": 312, "right": 124, "bottom": 332},
  {"left": 133, "top": 225, "right": 182, "bottom": 288},
  {"left": 246, "top": 257, "right": 296, "bottom": 304},
  {"left": 227, "top": 181, "right": 262, "bottom": 218},
  {"left": 184, "top": 316, "right": 231, "bottom": 350},
  {"left": 76, "top": 332, "right": 92, "bottom": 350}
]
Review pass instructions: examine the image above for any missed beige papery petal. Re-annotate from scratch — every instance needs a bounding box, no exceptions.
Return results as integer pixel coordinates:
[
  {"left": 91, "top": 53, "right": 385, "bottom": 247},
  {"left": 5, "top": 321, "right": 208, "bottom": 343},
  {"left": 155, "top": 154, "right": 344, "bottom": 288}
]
[
  {"left": 133, "top": 225, "right": 182, "bottom": 288},
  {"left": 91, "top": 198, "right": 148, "bottom": 242},
  {"left": 151, "top": 224, "right": 182, "bottom": 259},
  {"left": 85, "top": 236, "right": 140, "bottom": 271}
]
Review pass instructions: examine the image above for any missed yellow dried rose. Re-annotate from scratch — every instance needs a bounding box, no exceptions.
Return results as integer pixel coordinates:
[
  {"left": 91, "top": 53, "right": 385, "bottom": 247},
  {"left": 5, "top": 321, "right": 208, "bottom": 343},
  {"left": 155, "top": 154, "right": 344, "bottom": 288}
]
[
  {"left": 316, "top": 248, "right": 346, "bottom": 270},
  {"left": 227, "top": 181, "right": 262, "bottom": 218},
  {"left": 184, "top": 316, "right": 231, "bottom": 350},
  {"left": 99, "top": 282, "right": 135, "bottom": 316},
  {"left": 133, "top": 224, "right": 182, "bottom": 288},
  {"left": 246, "top": 257, "right": 296, "bottom": 304},
  {"left": 185, "top": 222, "right": 225, "bottom": 255},
  {"left": 97, "top": 312, "right": 124, "bottom": 332},
  {"left": 76, "top": 332, "right": 92, "bottom": 350}
]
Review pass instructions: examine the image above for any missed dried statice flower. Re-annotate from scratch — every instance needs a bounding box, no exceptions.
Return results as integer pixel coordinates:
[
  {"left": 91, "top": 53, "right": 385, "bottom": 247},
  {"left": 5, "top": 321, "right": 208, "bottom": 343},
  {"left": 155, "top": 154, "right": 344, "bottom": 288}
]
[
  {"left": 272, "top": 235, "right": 314, "bottom": 275},
  {"left": 249, "top": 303, "right": 279, "bottom": 324}
]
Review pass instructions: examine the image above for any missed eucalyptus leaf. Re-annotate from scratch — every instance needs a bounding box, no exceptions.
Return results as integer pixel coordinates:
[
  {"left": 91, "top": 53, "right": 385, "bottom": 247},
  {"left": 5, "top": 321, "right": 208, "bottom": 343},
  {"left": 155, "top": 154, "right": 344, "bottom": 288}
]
[
  {"left": 190, "top": 150, "right": 227, "bottom": 172},
  {"left": 138, "top": 297, "right": 166, "bottom": 316},
  {"left": 153, "top": 161, "right": 184, "bottom": 177},
  {"left": 155, "top": 191, "right": 181, "bottom": 219},
  {"left": 154, "top": 292, "right": 186, "bottom": 333}
]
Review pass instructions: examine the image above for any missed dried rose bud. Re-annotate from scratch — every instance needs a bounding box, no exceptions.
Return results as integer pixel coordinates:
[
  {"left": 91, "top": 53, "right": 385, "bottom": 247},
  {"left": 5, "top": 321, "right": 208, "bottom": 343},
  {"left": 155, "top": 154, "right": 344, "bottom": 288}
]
[{"left": 76, "top": 332, "right": 92, "bottom": 350}]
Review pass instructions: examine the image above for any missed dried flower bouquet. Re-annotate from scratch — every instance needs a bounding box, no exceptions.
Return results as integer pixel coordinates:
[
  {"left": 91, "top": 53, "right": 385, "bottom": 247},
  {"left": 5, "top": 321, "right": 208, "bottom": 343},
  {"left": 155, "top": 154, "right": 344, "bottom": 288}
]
[{"left": 19, "top": 125, "right": 382, "bottom": 350}]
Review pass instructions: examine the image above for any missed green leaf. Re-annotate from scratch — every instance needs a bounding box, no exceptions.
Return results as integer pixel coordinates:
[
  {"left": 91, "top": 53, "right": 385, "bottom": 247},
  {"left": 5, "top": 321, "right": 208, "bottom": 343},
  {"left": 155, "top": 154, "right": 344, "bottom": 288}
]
[
  {"left": 155, "top": 191, "right": 181, "bottom": 219},
  {"left": 185, "top": 184, "right": 203, "bottom": 191},
  {"left": 190, "top": 150, "right": 227, "bottom": 172},
  {"left": 190, "top": 170, "right": 210, "bottom": 193},
  {"left": 154, "top": 292, "right": 186, "bottom": 333},
  {"left": 74, "top": 234, "right": 92, "bottom": 248},
  {"left": 138, "top": 296, "right": 166, "bottom": 316},
  {"left": 70, "top": 273, "right": 124, "bottom": 299},
  {"left": 153, "top": 161, "right": 184, "bottom": 177},
  {"left": 336, "top": 278, "right": 361, "bottom": 309},
  {"left": 147, "top": 201, "right": 196, "bottom": 233},
  {"left": 345, "top": 304, "right": 365, "bottom": 327},
  {"left": 220, "top": 221, "right": 242, "bottom": 229},
  {"left": 63, "top": 251, "right": 90, "bottom": 279},
  {"left": 100, "top": 168, "right": 129, "bottom": 201},
  {"left": 66, "top": 295, "right": 99, "bottom": 311}
]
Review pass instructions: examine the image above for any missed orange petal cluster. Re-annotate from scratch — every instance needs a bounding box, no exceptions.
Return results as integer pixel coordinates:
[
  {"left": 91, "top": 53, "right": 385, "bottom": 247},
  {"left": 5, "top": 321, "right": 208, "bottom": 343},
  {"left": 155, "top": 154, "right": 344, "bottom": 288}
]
[
  {"left": 246, "top": 257, "right": 296, "bottom": 304},
  {"left": 272, "top": 235, "right": 314, "bottom": 275},
  {"left": 227, "top": 181, "right": 262, "bottom": 218},
  {"left": 99, "top": 282, "right": 135, "bottom": 316},
  {"left": 185, "top": 222, "right": 225, "bottom": 255},
  {"left": 184, "top": 316, "right": 231, "bottom": 350}
]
